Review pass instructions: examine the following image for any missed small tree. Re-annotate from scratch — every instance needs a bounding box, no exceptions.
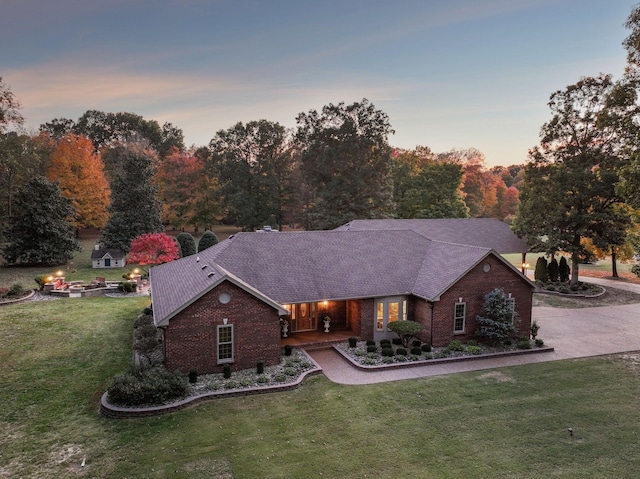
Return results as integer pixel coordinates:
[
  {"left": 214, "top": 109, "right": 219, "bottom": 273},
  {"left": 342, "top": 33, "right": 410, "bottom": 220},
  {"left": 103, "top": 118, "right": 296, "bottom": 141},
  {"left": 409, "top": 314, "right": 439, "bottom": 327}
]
[
  {"left": 176, "top": 232, "right": 197, "bottom": 257},
  {"left": 534, "top": 256, "right": 548, "bottom": 283},
  {"left": 475, "top": 288, "right": 519, "bottom": 346},
  {"left": 387, "top": 320, "right": 423, "bottom": 348},
  {"left": 127, "top": 233, "right": 179, "bottom": 267},
  {"left": 559, "top": 256, "right": 570, "bottom": 282},
  {"left": 547, "top": 257, "right": 559, "bottom": 282},
  {"left": 198, "top": 230, "right": 219, "bottom": 252}
]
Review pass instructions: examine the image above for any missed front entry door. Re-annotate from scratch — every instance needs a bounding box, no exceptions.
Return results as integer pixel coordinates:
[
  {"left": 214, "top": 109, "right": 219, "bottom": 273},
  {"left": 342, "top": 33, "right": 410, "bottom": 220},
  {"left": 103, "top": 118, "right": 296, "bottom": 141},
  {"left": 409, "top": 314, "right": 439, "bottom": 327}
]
[
  {"left": 374, "top": 297, "right": 407, "bottom": 341},
  {"left": 291, "top": 303, "right": 317, "bottom": 332}
]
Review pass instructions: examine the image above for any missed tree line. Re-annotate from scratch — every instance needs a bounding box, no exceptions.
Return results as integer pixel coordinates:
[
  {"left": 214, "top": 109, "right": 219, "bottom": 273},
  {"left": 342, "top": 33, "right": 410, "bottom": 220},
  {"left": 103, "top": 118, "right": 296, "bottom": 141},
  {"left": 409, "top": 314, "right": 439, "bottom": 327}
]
[
  {"left": 0, "top": 91, "right": 523, "bottom": 265},
  {"left": 513, "top": 5, "right": 640, "bottom": 286}
]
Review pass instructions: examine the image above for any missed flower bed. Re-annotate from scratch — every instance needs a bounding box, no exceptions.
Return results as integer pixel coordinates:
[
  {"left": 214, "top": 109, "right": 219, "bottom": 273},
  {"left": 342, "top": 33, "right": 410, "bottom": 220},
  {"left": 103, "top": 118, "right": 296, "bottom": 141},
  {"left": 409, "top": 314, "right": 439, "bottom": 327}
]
[
  {"left": 336, "top": 338, "right": 544, "bottom": 367},
  {"left": 189, "top": 349, "right": 317, "bottom": 394}
]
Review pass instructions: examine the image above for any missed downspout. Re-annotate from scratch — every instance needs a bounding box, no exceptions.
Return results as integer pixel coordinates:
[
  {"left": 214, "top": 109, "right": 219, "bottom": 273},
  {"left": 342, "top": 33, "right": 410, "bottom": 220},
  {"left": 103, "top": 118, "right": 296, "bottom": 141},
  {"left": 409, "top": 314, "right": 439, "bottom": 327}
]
[{"left": 429, "top": 301, "right": 434, "bottom": 347}]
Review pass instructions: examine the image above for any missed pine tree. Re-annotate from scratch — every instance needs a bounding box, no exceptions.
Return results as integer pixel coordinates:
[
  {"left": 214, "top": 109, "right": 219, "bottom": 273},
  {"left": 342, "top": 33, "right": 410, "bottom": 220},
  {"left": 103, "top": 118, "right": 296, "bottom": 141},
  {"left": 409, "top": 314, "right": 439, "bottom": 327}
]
[
  {"left": 197, "top": 230, "right": 219, "bottom": 252},
  {"left": 101, "top": 144, "right": 163, "bottom": 252},
  {"left": 2, "top": 176, "right": 80, "bottom": 265}
]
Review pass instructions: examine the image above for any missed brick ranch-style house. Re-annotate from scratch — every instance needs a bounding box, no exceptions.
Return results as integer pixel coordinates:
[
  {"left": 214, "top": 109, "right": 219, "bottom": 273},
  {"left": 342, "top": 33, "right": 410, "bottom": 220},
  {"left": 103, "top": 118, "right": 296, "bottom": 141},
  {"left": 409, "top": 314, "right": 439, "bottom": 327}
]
[{"left": 150, "top": 219, "right": 534, "bottom": 375}]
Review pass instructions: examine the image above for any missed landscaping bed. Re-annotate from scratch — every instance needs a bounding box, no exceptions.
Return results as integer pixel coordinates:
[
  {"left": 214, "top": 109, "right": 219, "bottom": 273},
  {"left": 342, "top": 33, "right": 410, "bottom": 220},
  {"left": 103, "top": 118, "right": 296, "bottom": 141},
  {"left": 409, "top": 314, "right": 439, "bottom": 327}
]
[{"left": 336, "top": 338, "right": 548, "bottom": 368}]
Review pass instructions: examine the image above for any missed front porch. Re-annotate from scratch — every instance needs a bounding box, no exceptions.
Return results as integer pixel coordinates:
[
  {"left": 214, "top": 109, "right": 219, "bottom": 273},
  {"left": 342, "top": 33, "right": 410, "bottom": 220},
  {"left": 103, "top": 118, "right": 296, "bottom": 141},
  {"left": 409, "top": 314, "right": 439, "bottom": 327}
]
[{"left": 281, "top": 329, "right": 356, "bottom": 350}]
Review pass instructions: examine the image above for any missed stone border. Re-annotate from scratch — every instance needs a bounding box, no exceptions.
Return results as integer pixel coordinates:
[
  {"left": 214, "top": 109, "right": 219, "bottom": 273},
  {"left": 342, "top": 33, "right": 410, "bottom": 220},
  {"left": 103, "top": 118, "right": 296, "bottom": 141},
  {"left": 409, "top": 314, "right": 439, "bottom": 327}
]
[
  {"left": 333, "top": 344, "right": 555, "bottom": 371},
  {"left": 534, "top": 284, "right": 606, "bottom": 298},
  {"left": 0, "top": 289, "right": 36, "bottom": 306},
  {"left": 100, "top": 351, "right": 323, "bottom": 419}
]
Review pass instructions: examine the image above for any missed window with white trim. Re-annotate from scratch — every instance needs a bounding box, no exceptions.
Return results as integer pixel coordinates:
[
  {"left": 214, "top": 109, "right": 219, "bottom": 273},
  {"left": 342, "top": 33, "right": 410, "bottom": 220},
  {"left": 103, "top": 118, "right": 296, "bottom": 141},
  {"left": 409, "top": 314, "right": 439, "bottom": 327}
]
[
  {"left": 217, "top": 324, "right": 234, "bottom": 363},
  {"left": 454, "top": 302, "right": 466, "bottom": 333}
]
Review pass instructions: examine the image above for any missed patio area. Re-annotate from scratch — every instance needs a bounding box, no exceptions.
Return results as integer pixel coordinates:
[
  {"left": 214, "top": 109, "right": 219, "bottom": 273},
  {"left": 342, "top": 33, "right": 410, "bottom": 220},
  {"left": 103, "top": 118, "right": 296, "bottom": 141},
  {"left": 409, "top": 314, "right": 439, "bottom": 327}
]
[{"left": 281, "top": 329, "right": 356, "bottom": 350}]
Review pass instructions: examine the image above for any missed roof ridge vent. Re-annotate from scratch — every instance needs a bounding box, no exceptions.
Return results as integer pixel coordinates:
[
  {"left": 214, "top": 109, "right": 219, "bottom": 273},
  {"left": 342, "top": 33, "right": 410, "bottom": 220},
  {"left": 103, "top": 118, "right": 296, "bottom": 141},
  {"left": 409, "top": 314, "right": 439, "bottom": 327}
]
[
  {"left": 201, "top": 264, "right": 207, "bottom": 270},
  {"left": 207, "top": 271, "right": 215, "bottom": 278}
]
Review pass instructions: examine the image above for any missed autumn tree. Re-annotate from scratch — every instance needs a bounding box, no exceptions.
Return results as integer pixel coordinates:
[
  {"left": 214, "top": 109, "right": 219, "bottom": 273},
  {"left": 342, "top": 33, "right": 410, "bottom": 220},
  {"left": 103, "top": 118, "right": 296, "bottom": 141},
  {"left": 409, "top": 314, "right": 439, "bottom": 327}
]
[
  {"left": 209, "top": 120, "right": 292, "bottom": 231},
  {"left": 295, "top": 99, "right": 395, "bottom": 230},
  {"left": 513, "top": 75, "right": 629, "bottom": 286},
  {"left": 2, "top": 176, "right": 80, "bottom": 265},
  {"left": 392, "top": 147, "right": 468, "bottom": 218},
  {"left": 127, "top": 233, "right": 179, "bottom": 266},
  {"left": 157, "top": 148, "right": 216, "bottom": 231},
  {"left": 100, "top": 144, "right": 163, "bottom": 252},
  {"left": 47, "top": 134, "right": 110, "bottom": 229}
]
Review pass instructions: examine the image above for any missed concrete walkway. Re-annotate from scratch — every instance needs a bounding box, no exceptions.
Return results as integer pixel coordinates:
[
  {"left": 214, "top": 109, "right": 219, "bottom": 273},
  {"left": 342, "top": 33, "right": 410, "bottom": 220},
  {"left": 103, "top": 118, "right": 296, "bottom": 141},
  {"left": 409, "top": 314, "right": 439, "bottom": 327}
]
[{"left": 307, "top": 276, "right": 640, "bottom": 385}]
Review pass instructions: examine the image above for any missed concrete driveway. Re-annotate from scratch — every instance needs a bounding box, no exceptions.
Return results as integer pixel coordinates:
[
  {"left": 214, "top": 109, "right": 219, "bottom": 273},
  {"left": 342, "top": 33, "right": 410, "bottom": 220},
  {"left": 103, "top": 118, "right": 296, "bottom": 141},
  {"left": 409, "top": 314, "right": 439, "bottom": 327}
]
[{"left": 308, "top": 277, "right": 640, "bottom": 385}]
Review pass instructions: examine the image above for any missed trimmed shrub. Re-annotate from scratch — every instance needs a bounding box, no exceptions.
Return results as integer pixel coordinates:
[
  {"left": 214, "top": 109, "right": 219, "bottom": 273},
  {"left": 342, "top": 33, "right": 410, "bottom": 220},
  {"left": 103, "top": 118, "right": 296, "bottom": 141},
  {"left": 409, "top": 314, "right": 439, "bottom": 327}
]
[
  {"left": 34, "top": 274, "right": 49, "bottom": 290},
  {"left": 223, "top": 364, "right": 231, "bottom": 379},
  {"left": 381, "top": 347, "right": 394, "bottom": 357},
  {"left": 7, "top": 283, "right": 24, "bottom": 297},
  {"left": 410, "top": 347, "right": 422, "bottom": 355},
  {"left": 117, "top": 281, "right": 137, "bottom": 293},
  {"left": 534, "top": 256, "right": 548, "bottom": 283},
  {"left": 423, "top": 353, "right": 433, "bottom": 360},
  {"left": 559, "top": 256, "right": 570, "bottom": 282},
  {"left": 366, "top": 340, "right": 376, "bottom": 346},
  {"left": 348, "top": 337, "right": 358, "bottom": 347},
  {"left": 197, "top": 230, "right": 219, "bottom": 252},
  {"left": 517, "top": 339, "right": 532, "bottom": 349},
  {"left": 447, "top": 339, "right": 464, "bottom": 351},
  {"left": 366, "top": 344, "right": 378, "bottom": 353},
  {"left": 107, "top": 366, "right": 188, "bottom": 406},
  {"left": 188, "top": 370, "right": 198, "bottom": 383},
  {"left": 421, "top": 344, "right": 432, "bottom": 353},
  {"left": 176, "top": 232, "right": 197, "bottom": 257},
  {"left": 535, "top": 338, "right": 544, "bottom": 347},
  {"left": 466, "top": 345, "right": 482, "bottom": 355},
  {"left": 548, "top": 257, "right": 559, "bottom": 282},
  {"left": 387, "top": 320, "right": 424, "bottom": 347},
  {"left": 411, "top": 340, "right": 422, "bottom": 347},
  {"left": 545, "top": 284, "right": 556, "bottom": 291},
  {"left": 396, "top": 348, "right": 407, "bottom": 356},
  {"left": 380, "top": 339, "right": 391, "bottom": 347},
  {"left": 257, "top": 361, "right": 265, "bottom": 374},
  {"left": 559, "top": 286, "right": 569, "bottom": 294},
  {"left": 392, "top": 338, "right": 402, "bottom": 345},
  {"left": 284, "top": 344, "right": 293, "bottom": 356}
]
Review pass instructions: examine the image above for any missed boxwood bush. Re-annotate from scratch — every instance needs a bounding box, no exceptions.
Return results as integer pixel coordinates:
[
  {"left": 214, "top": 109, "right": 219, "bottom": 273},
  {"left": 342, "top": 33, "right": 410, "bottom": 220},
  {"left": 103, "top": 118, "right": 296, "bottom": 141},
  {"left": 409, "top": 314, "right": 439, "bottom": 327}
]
[{"left": 107, "top": 366, "right": 188, "bottom": 406}]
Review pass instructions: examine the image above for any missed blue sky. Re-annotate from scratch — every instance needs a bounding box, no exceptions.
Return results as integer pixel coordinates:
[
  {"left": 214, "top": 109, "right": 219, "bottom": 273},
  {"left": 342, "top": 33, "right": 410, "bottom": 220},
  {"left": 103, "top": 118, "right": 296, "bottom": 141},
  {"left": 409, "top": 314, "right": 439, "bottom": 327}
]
[{"left": 1, "top": 0, "right": 637, "bottom": 166}]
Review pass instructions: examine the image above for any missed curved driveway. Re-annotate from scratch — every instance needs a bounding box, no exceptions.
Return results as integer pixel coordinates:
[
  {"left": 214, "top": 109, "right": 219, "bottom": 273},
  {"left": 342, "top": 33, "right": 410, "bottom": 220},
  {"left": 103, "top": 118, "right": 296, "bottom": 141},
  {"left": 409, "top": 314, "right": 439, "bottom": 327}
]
[{"left": 308, "top": 276, "right": 640, "bottom": 385}]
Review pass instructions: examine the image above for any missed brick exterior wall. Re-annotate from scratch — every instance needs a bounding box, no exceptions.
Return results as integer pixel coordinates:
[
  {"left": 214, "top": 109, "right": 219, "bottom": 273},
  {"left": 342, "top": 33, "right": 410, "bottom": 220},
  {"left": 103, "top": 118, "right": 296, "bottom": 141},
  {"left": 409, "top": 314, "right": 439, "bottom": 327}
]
[
  {"left": 358, "top": 298, "right": 375, "bottom": 340},
  {"left": 429, "top": 255, "right": 533, "bottom": 347},
  {"left": 413, "top": 298, "right": 433, "bottom": 344},
  {"left": 163, "top": 280, "right": 282, "bottom": 375},
  {"left": 347, "top": 300, "right": 362, "bottom": 337}
]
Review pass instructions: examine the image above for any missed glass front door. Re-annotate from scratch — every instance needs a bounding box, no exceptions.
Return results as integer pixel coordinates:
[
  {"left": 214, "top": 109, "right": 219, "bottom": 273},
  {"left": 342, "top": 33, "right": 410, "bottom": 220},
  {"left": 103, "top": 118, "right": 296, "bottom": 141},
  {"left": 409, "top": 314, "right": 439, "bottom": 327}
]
[{"left": 290, "top": 303, "right": 317, "bottom": 332}]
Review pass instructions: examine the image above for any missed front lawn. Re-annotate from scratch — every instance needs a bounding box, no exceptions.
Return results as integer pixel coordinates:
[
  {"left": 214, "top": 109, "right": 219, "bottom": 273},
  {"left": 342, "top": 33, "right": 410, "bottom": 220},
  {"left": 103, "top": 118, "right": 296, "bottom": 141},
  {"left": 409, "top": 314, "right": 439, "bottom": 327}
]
[{"left": 2, "top": 297, "right": 640, "bottom": 478}]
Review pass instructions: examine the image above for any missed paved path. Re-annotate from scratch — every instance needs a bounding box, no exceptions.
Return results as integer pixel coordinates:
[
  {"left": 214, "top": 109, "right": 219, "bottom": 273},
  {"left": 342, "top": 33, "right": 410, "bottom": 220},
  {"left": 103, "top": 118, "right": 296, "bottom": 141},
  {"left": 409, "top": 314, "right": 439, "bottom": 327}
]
[{"left": 307, "top": 277, "right": 640, "bottom": 385}]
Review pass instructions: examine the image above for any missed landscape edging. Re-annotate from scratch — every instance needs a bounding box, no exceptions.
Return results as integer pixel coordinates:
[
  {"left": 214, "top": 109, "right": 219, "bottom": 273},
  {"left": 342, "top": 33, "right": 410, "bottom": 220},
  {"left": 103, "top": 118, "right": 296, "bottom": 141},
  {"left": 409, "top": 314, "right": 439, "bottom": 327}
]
[{"left": 333, "top": 344, "right": 556, "bottom": 371}]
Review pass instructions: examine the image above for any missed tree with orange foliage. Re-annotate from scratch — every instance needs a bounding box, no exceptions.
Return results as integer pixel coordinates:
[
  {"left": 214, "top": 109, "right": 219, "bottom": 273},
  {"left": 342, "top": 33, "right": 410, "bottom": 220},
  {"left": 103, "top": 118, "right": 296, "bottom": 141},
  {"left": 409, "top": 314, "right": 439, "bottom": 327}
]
[
  {"left": 127, "top": 233, "right": 179, "bottom": 266},
  {"left": 156, "top": 147, "right": 217, "bottom": 231},
  {"left": 47, "top": 134, "right": 110, "bottom": 229}
]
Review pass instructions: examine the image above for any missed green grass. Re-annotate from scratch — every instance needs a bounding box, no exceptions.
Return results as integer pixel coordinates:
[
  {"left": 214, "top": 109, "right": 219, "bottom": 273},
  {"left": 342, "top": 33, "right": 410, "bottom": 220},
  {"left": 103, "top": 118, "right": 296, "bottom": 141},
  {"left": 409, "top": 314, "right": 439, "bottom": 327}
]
[
  {"left": 0, "top": 226, "right": 242, "bottom": 290},
  {"left": 2, "top": 298, "right": 640, "bottom": 478},
  {"left": 502, "top": 252, "right": 634, "bottom": 276}
]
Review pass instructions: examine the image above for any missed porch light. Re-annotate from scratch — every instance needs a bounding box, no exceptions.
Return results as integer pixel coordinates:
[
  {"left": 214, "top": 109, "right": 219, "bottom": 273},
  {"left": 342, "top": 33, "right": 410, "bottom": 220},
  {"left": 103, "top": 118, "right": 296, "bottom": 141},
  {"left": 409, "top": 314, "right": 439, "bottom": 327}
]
[
  {"left": 322, "top": 300, "right": 328, "bottom": 307},
  {"left": 46, "top": 275, "right": 53, "bottom": 283},
  {"left": 522, "top": 263, "right": 530, "bottom": 269},
  {"left": 133, "top": 268, "right": 140, "bottom": 274},
  {"left": 55, "top": 270, "right": 63, "bottom": 277}
]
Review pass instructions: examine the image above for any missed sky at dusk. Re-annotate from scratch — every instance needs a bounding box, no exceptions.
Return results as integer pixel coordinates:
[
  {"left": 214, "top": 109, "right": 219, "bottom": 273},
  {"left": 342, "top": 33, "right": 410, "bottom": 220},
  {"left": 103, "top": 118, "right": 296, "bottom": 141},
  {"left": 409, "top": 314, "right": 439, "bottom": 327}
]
[{"left": 2, "top": 0, "right": 638, "bottom": 166}]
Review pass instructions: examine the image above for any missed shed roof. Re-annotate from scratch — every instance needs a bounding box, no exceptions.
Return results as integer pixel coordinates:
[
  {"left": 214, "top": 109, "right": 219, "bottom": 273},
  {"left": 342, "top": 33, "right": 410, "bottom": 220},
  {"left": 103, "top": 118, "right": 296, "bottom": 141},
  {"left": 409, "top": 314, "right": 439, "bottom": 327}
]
[{"left": 90, "top": 248, "right": 125, "bottom": 260}]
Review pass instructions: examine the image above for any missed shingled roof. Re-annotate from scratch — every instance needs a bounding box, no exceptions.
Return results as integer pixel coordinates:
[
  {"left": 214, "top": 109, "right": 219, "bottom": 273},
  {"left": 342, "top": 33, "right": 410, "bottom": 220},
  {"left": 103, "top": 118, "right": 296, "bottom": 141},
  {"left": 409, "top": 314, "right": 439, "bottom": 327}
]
[
  {"left": 150, "top": 229, "right": 527, "bottom": 327},
  {"left": 334, "top": 218, "right": 527, "bottom": 253}
]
